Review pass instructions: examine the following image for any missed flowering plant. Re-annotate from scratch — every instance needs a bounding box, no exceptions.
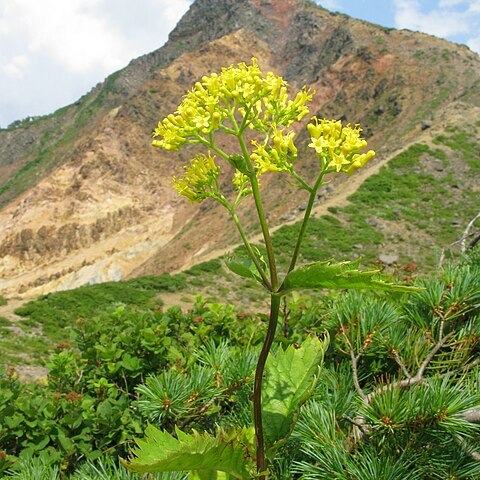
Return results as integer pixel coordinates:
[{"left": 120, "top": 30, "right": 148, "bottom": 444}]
[{"left": 123, "top": 58, "right": 416, "bottom": 480}]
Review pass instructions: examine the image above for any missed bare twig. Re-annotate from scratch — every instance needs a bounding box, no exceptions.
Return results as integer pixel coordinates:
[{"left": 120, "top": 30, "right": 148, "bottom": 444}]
[
  {"left": 391, "top": 349, "right": 411, "bottom": 378},
  {"left": 349, "top": 349, "right": 367, "bottom": 401},
  {"left": 416, "top": 331, "right": 455, "bottom": 378},
  {"left": 438, "top": 248, "right": 446, "bottom": 268},
  {"left": 343, "top": 414, "right": 371, "bottom": 449},
  {"left": 460, "top": 212, "right": 480, "bottom": 253},
  {"left": 343, "top": 414, "right": 370, "bottom": 433},
  {"left": 439, "top": 212, "right": 480, "bottom": 267},
  {"left": 339, "top": 318, "right": 367, "bottom": 400},
  {"left": 365, "top": 332, "right": 455, "bottom": 403},
  {"left": 437, "top": 312, "right": 446, "bottom": 343},
  {"left": 469, "top": 357, "right": 480, "bottom": 368},
  {"left": 470, "top": 231, "right": 480, "bottom": 250},
  {"left": 178, "top": 395, "right": 220, "bottom": 429}
]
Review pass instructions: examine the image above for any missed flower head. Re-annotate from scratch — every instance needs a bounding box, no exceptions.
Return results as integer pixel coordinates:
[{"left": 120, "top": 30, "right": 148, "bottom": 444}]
[
  {"left": 250, "top": 127, "right": 297, "bottom": 176},
  {"left": 232, "top": 170, "right": 252, "bottom": 197},
  {"left": 172, "top": 153, "right": 220, "bottom": 203},
  {"left": 307, "top": 118, "right": 375, "bottom": 173},
  {"left": 152, "top": 58, "right": 313, "bottom": 151}
]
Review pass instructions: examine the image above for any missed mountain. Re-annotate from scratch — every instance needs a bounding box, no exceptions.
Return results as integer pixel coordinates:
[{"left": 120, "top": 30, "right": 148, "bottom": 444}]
[{"left": 0, "top": 0, "right": 479, "bottom": 299}]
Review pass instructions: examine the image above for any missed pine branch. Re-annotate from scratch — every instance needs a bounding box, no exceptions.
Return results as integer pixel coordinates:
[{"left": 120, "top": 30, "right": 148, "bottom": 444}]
[
  {"left": 391, "top": 349, "right": 411, "bottom": 379},
  {"left": 340, "top": 318, "right": 367, "bottom": 401},
  {"left": 364, "top": 331, "right": 455, "bottom": 403}
]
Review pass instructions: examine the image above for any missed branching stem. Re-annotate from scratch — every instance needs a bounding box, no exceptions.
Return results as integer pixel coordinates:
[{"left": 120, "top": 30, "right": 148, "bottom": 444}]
[
  {"left": 227, "top": 205, "right": 272, "bottom": 290},
  {"left": 285, "top": 171, "right": 325, "bottom": 277}
]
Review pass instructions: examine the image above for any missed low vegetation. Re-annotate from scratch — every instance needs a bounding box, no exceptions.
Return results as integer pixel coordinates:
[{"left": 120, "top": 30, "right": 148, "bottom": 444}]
[
  {"left": 1, "top": 248, "right": 479, "bottom": 478},
  {"left": 1, "top": 127, "right": 478, "bottom": 366}
]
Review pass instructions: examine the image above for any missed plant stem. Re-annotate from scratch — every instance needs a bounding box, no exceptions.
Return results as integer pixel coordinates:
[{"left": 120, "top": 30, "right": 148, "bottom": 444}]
[
  {"left": 250, "top": 175, "right": 278, "bottom": 289},
  {"left": 253, "top": 293, "right": 281, "bottom": 479},
  {"left": 227, "top": 207, "right": 272, "bottom": 291},
  {"left": 285, "top": 172, "right": 325, "bottom": 276},
  {"left": 235, "top": 128, "right": 278, "bottom": 289},
  {"left": 231, "top": 110, "right": 281, "bottom": 478}
]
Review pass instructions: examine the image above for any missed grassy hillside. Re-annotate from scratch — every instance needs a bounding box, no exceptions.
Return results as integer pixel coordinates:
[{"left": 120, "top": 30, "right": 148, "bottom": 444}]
[{"left": 1, "top": 120, "right": 478, "bottom": 369}]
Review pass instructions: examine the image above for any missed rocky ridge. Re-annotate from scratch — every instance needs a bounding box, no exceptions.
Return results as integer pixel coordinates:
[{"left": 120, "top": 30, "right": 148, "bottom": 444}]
[{"left": 0, "top": 0, "right": 479, "bottom": 298}]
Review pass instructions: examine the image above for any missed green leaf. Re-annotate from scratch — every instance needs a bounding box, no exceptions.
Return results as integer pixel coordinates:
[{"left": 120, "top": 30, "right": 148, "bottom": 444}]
[
  {"left": 224, "top": 257, "right": 258, "bottom": 281},
  {"left": 121, "top": 353, "right": 142, "bottom": 372},
  {"left": 262, "top": 335, "right": 329, "bottom": 454},
  {"left": 58, "top": 433, "right": 74, "bottom": 452},
  {"left": 224, "top": 247, "right": 268, "bottom": 283},
  {"left": 190, "top": 470, "right": 231, "bottom": 479},
  {"left": 122, "top": 425, "right": 254, "bottom": 479},
  {"left": 282, "top": 260, "right": 423, "bottom": 294}
]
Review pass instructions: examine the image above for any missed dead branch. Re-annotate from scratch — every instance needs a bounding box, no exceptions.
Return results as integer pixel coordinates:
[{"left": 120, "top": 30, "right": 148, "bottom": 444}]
[
  {"left": 392, "top": 349, "right": 411, "bottom": 378},
  {"left": 460, "top": 212, "right": 480, "bottom": 253},
  {"left": 439, "top": 212, "right": 480, "bottom": 267},
  {"left": 339, "top": 317, "right": 367, "bottom": 401},
  {"left": 456, "top": 407, "right": 480, "bottom": 424},
  {"left": 365, "top": 331, "right": 455, "bottom": 403}
]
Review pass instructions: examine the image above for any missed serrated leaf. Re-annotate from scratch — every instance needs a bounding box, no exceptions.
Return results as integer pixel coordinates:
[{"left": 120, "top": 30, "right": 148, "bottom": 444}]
[
  {"left": 224, "top": 247, "right": 268, "bottom": 284},
  {"left": 122, "top": 425, "right": 254, "bottom": 479},
  {"left": 282, "top": 260, "right": 423, "bottom": 294},
  {"left": 224, "top": 258, "right": 258, "bottom": 281},
  {"left": 262, "top": 335, "right": 329, "bottom": 454}
]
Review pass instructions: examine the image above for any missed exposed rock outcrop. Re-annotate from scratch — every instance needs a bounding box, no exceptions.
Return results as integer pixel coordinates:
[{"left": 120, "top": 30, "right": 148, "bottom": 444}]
[{"left": 0, "top": 0, "right": 479, "bottom": 297}]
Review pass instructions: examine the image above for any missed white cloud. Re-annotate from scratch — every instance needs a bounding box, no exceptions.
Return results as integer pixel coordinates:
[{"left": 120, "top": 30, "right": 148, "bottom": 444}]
[
  {"left": 0, "top": 0, "right": 191, "bottom": 126},
  {"left": 394, "top": 0, "right": 480, "bottom": 52},
  {"left": 2, "top": 0, "right": 132, "bottom": 73},
  {"left": 469, "top": 0, "right": 480, "bottom": 12},
  {"left": 467, "top": 36, "right": 480, "bottom": 51},
  {"left": 160, "top": 0, "right": 192, "bottom": 25},
  {"left": 394, "top": 0, "right": 471, "bottom": 36},
  {"left": 3, "top": 54, "right": 29, "bottom": 78},
  {"left": 438, "top": 0, "right": 465, "bottom": 7}
]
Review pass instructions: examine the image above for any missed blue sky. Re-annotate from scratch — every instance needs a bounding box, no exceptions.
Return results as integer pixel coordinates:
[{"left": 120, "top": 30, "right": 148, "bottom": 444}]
[
  {"left": 0, "top": 0, "right": 479, "bottom": 128},
  {"left": 325, "top": 0, "right": 480, "bottom": 48}
]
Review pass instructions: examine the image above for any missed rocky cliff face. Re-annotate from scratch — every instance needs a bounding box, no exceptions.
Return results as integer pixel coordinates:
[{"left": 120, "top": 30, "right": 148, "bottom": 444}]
[{"left": 1, "top": 0, "right": 479, "bottom": 298}]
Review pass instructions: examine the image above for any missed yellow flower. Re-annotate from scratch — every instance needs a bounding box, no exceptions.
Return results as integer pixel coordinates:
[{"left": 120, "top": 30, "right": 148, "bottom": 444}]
[
  {"left": 152, "top": 58, "right": 313, "bottom": 151},
  {"left": 346, "top": 150, "right": 376, "bottom": 175},
  {"left": 172, "top": 153, "right": 220, "bottom": 203},
  {"left": 250, "top": 128, "right": 297, "bottom": 176},
  {"left": 307, "top": 117, "right": 375, "bottom": 173},
  {"left": 250, "top": 142, "right": 282, "bottom": 175},
  {"left": 232, "top": 170, "right": 251, "bottom": 197},
  {"left": 329, "top": 151, "right": 351, "bottom": 172}
]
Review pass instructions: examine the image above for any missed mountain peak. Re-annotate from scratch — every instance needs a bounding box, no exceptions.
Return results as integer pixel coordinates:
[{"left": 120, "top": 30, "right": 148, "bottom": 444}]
[
  {"left": 168, "top": 0, "right": 297, "bottom": 47},
  {"left": 1, "top": 0, "right": 479, "bottom": 298}
]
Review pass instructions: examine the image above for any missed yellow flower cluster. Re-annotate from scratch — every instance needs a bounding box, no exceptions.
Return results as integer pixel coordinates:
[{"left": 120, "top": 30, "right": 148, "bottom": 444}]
[
  {"left": 232, "top": 170, "right": 251, "bottom": 196},
  {"left": 152, "top": 58, "right": 313, "bottom": 151},
  {"left": 307, "top": 118, "right": 375, "bottom": 174},
  {"left": 250, "top": 128, "right": 297, "bottom": 175},
  {"left": 171, "top": 153, "right": 220, "bottom": 203}
]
